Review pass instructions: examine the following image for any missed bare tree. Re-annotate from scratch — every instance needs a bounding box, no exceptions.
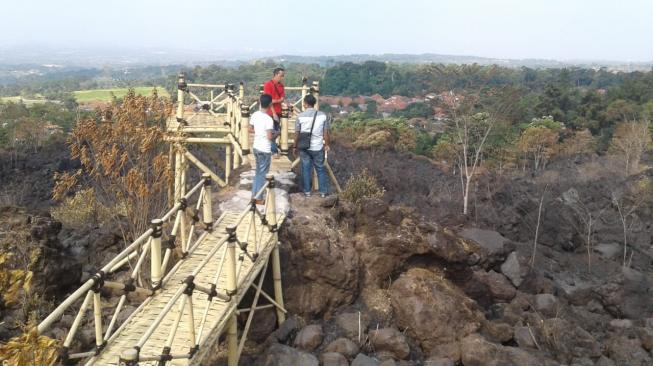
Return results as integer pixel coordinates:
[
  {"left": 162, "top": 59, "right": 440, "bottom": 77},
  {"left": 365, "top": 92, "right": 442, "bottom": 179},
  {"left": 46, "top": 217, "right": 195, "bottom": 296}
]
[
  {"left": 564, "top": 188, "right": 609, "bottom": 272},
  {"left": 530, "top": 185, "right": 549, "bottom": 267},
  {"left": 611, "top": 192, "right": 641, "bottom": 268},
  {"left": 447, "top": 94, "right": 494, "bottom": 215},
  {"left": 609, "top": 120, "right": 651, "bottom": 175}
]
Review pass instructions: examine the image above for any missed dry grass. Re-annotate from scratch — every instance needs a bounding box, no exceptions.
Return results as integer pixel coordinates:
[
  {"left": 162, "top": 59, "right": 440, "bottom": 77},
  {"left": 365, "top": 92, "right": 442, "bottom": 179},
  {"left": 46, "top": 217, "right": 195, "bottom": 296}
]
[
  {"left": 50, "top": 188, "right": 112, "bottom": 229},
  {"left": 341, "top": 169, "right": 385, "bottom": 205},
  {"left": 0, "top": 327, "right": 58, "bottom": 366}
]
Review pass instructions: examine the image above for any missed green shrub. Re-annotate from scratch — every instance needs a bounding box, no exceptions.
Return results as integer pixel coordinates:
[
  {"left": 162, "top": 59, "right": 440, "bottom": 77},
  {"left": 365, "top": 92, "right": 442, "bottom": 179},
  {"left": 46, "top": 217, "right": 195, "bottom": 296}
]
[
  {"left": 51, "top": 188, "right": 112, "bottom": 228},
  {"left": 341, "top": 169, "right": 385, "bottom": 204}
]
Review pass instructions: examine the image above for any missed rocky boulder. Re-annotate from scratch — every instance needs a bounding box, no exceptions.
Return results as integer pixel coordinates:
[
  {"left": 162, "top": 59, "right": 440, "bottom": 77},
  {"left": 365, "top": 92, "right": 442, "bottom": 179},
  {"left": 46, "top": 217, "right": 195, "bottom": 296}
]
[
  {"left": 325, "top": 337, "right": 360, "bottom": 359},
  {"left": 369, "top": 327, "right": 410, "bottom": 359},
  {"left": 351, "top": 353, "right": 380, "bottom": 366},
  {"left": 294, "top": 324, "right": 324, "bottom": 351},
  {"left": 322, "top": 352, "right": 349, "bottom": 366},
  {"left": 458, "top": 228, "right": 513, "bottom": 266},
  {"left": 468, "top": 270, "right": 516, "bottom": 304},
  {"left": 606, "top": 335, "right": 652, "bottom": 366},
  {"left": 256, "top": 343, "right": 319, "bottom": 366},
  {"left": 280, "top": 202, "right": 360, "bottom": 316},
  {"left": 389, "top": 268, "right": 484, "bottom": 353},
  {"left": 500, "top": 252, "right": 528, "bottom": 288},
  {"left": 460, "top": 333, "right": 558, "bottom": 366}
]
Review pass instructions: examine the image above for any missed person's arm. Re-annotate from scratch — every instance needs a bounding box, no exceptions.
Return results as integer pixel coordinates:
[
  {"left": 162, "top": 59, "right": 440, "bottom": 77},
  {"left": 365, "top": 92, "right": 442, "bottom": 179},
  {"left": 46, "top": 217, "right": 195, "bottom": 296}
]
[
  {"left": 323, "top": 114, "right": 331, "bottom": 152},
  {"left": 293, "top": 117, "right": 301, "bottom": 153},
  {"left": 266, "top": 118, "right": 275, "bottom": 141}
]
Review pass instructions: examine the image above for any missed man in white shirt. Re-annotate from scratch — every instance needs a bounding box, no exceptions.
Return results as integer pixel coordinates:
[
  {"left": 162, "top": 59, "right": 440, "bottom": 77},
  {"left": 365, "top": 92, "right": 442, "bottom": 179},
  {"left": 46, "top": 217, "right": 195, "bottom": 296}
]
[
  {"left": 292, "top": 94, "right": 331, "bottom": 197},
  {"left": 249, "top": 94, "right": 276, "bottom": 204}
]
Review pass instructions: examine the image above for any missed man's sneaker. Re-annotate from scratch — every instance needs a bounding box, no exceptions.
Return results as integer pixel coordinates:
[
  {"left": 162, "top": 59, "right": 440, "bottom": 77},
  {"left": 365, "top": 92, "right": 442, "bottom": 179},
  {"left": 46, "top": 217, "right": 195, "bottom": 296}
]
[
  {"left": 304, "top": 192, "right": 312, "bottom": 198},
  {"left": 320, "top": 193, "right": 327, "bottom": 198}
]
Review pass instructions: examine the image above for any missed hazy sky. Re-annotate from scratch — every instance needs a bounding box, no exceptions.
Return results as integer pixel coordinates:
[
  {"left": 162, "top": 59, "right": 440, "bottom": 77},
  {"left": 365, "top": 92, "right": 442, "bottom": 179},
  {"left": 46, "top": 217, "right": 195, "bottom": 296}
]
[{"left": 2, "top": 0, "right": 652, "bottom": 61}]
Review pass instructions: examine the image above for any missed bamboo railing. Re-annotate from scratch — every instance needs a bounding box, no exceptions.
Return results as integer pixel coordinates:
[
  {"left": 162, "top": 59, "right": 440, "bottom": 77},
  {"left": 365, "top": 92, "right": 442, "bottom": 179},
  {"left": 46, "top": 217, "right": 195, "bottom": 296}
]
[{"left": 37, "top": 173, "right": 214, "bottom": 363}]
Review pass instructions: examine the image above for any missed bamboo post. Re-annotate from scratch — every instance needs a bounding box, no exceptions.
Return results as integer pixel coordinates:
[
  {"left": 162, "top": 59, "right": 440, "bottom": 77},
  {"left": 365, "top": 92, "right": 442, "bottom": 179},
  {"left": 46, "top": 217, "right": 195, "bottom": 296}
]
[
  {"left": 225, "top": 145, "right": 232, "bottom": 184},
  {"left": 93, "top": 291, "right": 104, "bottom": 350},
  {"left": 266, "top": 174, "right": 286, "bottom": 325},
  {"left": 325, "top": 160, "right": 342, "bottom": 193},
  {"left": 210, "top": 90, "right": 214, "bottom": 111},
  {"left": 202, "top": 173, "right": 213, "bottom": 231},
  {"left": 119, "top": 348, "right": 139, "bottom": 366},
  {"left": 225, "top": 225, "right": 239, "bottom": 366},
  {"left": 301, "top": 77, "right": 308, "bottom": 112},
  {"left": 186, "top": 294, "right": 197, "bottom": 350},
  {"left": 176, "top": 73, "right": 186, "bottom": 123},
  {"left": 311, "top": 81, "right": 320, "bottom": 110},
  {"left": 312, "top": 168, "right": 319, "bottom": 192},
  {"left": 240, "top": 105, "right": 250, "bottom": 156},
  {"left": 233, "top": 101, "right": 241, "bottom": 169},
  {"left": 168, "top": 144, "right": 174, "bottom": 208},
  {"left": 239, "top": 81, "right": 245, "bottom": 100},
  {"left": 280, "top": 105, "right": 289, "bottom": 154},
  {"left": 174, "top": 147, "right": 182, "bottom": 201},
  {"left": 180, "top": 153, "right": 189, "bottom": 250},
  {"left": 150, "top": 219, "right": 163, "bottom": 289}
]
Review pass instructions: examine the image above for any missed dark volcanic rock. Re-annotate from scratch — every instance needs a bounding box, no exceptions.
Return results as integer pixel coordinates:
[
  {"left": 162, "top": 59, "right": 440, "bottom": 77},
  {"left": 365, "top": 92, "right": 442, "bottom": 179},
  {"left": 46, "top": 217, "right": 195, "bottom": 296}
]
[
  {"left": 294, "top": 324, "right": 324, "bottom": 351},
  {"left": 389, "top": 268, "right": 484, "bottom": 353},
  {"left": 280, "top": 204, "right": 360, "bottom": 316},
  {"left": 606, "top": 335, "right": 652, "bottom": 366},
  {"left": 325, "top": 337, "right": 360, "bottom": 359},
  {"left": 369, "top": 327, "right": 410, "bottom": 359},
  {"left": 460, "top": 333, "right": 558, "bottom": 366},
  {"left": 256, "top": 343, "right": 319, "bottom": 366}
]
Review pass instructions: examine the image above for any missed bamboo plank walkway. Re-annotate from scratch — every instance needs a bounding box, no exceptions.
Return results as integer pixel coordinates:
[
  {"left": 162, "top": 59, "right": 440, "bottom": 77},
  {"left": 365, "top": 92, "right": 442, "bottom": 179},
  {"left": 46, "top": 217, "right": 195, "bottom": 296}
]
[{"left": 87, "top": 210, "right": 284, "bottom": 366}]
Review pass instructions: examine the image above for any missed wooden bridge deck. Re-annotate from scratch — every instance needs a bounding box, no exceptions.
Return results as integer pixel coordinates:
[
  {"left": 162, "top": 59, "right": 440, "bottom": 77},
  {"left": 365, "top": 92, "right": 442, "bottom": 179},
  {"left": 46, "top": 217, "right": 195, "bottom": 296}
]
[{"left": 87, "top": 210, "right": 284, "bottom": 366}]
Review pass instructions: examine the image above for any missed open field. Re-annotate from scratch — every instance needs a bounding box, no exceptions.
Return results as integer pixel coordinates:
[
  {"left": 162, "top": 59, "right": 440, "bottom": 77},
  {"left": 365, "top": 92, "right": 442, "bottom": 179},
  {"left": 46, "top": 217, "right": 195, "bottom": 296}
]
[
  {"left": 73, "top": 86, "right": 170, "bottom": 103},
  {"left": 0, "top": 95, "right": 51, "bottom": 105}
]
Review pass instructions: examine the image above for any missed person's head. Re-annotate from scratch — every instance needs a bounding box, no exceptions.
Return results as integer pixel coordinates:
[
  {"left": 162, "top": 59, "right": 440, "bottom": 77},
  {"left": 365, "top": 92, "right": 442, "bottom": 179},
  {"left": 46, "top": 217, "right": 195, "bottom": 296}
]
[
  {"left": 260, "top": 94, "right": 272, "bottom": 110},
  {"left": 303, "top": 94, "right": 317, "bottom": 109},
  {"left": 272, "top": 67, "right": 285, "bottom": 82}
]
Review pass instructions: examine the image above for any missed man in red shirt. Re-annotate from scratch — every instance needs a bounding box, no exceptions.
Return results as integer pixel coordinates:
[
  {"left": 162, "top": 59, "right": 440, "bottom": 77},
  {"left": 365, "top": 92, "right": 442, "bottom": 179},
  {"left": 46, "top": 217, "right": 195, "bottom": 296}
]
[{"left": 263, "top": 67, "right": 285, "bottom": 156}]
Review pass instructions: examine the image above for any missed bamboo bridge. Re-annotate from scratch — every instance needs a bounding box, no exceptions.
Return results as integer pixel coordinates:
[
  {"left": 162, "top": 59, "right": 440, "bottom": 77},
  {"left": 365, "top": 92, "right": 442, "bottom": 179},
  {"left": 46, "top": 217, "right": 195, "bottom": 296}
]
[{"left": 32, "top": 74, "right": 339, "bottom": 366}]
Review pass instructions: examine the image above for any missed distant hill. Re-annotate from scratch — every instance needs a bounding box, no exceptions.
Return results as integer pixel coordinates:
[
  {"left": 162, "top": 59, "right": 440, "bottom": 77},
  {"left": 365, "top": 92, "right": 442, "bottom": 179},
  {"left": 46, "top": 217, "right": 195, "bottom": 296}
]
[
  {"left": 268, "top": 54, "right": 653, "bottom": 71},
  {"left": 0, "top": 45, "right": 651, "bottom": 72}
]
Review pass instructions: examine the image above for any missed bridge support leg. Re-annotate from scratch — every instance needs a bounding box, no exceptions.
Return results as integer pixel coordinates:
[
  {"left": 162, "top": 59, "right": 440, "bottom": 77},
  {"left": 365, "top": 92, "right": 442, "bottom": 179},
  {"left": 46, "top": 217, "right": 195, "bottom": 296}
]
[
  {"left": 281, "top": 105, "right": 289, "bottom": 155},
  {"left": 265, "top": 174, "right": 286, "bottom": 325},
  {"left": 240, "top": 105, "right": 250, "bottom": 160},
  {"left": 150, "top": 219, "right": 163, "bottom": 289},
  {"left": 225, "top": 145, "right": 232, "bottom": 184},
  {"left": 226, "top": 225, "right": 239, "bottom": 366}
]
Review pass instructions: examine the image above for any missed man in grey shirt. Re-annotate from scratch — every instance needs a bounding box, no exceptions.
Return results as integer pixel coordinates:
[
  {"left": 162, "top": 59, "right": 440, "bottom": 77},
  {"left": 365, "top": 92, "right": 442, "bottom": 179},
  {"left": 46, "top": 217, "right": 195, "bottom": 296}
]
[{"left": 293, "top": 94, "right": 331, "bottom": 197}]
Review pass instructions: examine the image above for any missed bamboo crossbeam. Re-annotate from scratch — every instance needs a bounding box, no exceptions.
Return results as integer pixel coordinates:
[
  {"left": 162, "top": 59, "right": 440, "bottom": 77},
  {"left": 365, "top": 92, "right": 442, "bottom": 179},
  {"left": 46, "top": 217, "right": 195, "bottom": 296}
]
[
  {"left": 68, "top": 350, "right": 97, "bottom": 360},
  {"left": 184, "top": 150, "right": 227, "bottom": 187},
  {"left": 104, "top": 294, "right": 127, "bottom": 340},
  {"left": 236, "top": 304, "right": 275, "bottom": 314},
  {"left": 187, "top": 83, "right": 226, "bottom": 88},
  {"left": 139, "top": 353, "right": 190, "bottom": 362},
  {"left": 187, "top": 91, "right": 204, "bottom": 105},
  {"left": 237, "top": 260, "right": 268, "bottom": 358},
  {"left": 250, "top": 284, "right": 287, "bottom": 314},
  {"left": 104, "top": 281, "right": 153, "bottom": 297},
  {"left": 63, "top": 290, "right": 93, "bottom": 347},
  {"left": 136, "top": 285, "right": 186, "bottom": 348},
  {"left": 164, "top": 294, "right": 187, "bottom": 348},
  {"left": 166, "top": 137, "right": 231, "bottom": 144},
  {"left": 227, "top": 134, "right": 244, "bottom": 159}
]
